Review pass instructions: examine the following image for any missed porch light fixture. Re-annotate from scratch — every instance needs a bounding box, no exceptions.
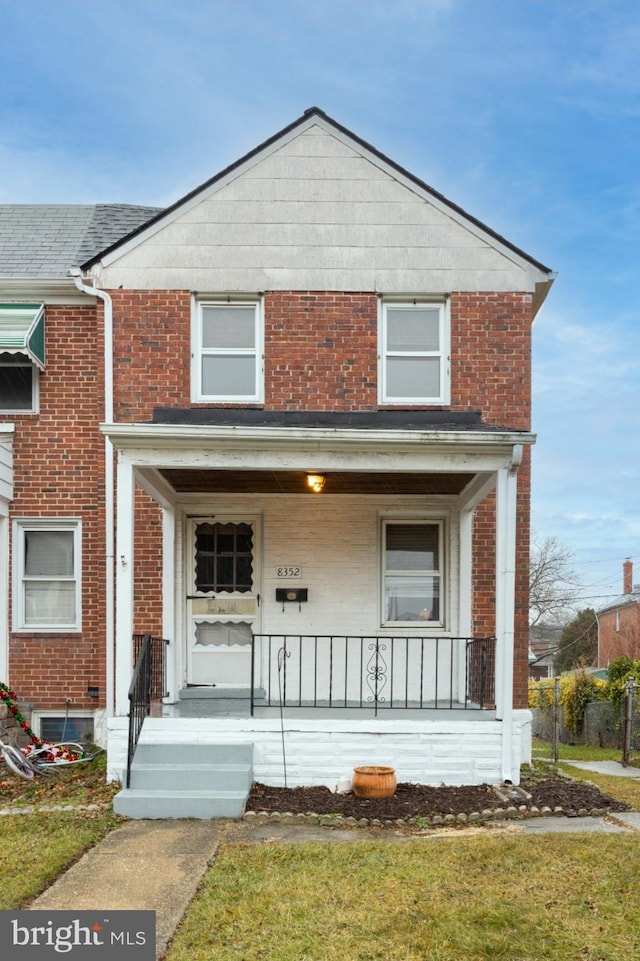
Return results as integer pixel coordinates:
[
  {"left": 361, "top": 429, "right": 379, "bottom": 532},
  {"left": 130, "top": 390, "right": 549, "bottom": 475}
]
[{"left": 306, "top": 473, "right": 326, "bottom": 493}]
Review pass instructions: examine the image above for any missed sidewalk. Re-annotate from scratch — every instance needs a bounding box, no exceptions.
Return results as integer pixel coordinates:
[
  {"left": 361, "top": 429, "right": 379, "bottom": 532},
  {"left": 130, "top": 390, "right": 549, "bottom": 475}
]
[
  {"left": 27, "top": 769, "right": 640, "bottom": 960},
  {"left": 560, "top": 759, "right": 640, "bottom": 779},
  {"left": 28, "top": 819, "right": 226, "bottom": 960}
]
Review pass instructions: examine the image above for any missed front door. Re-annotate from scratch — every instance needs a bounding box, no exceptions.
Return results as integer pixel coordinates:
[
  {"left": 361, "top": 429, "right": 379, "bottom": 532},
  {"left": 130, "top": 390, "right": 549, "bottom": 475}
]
[{"left": 186, "top": 517, "right": 260, "bottom": 687}]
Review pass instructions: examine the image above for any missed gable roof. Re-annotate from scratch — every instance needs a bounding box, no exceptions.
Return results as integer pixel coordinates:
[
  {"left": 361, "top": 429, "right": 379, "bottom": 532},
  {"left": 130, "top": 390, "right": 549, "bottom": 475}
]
[
  {"left": 82, "top": 107, "right": 553, "bottom": 277},
  {"left": 597, "top": 590, "right": 640, "bottom": 616},
  {"left": 0, "top": 204, "right": 162, "bottom": 278}
]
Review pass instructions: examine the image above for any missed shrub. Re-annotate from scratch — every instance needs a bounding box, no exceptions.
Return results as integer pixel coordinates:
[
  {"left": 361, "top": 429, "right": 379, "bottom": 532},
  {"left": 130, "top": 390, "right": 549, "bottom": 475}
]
[
  {"left": 528, "top": 678, "right": 556, "bottom": 709},
  {"left": 560, "top": 667, "right": 606, "bottom": 735},
  {"left": 604, "top": 657, "right": 640, "bottom": 709}
]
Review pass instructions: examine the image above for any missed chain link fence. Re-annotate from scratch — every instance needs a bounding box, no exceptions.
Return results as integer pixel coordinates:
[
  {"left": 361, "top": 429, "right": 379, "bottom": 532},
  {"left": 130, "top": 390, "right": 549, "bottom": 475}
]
[{"left": 622, "top": 680, "right": 640, "bottom": 767}]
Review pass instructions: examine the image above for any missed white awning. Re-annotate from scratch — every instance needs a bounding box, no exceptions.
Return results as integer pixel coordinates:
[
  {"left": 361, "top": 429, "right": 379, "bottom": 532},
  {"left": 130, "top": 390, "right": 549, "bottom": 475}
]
[{"left": 0, "top": 303, "right": 45, "bottom": 369}]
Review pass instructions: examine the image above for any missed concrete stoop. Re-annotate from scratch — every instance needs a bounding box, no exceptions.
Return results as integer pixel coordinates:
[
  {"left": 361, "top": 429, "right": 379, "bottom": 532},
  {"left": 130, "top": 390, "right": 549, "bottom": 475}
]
[{"left": 113, "top": 741, "right": 253, "bottom": 819}]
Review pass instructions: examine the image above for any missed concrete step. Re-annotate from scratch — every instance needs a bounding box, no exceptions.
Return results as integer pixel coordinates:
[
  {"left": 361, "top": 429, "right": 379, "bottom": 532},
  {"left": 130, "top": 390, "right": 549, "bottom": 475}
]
[
  {"left": 169, "top": 689, "right": 265, "bottom": 718},
  {"left": 134, "top": 742, "right": 252, "bottom": 766},
  {"left": 114, "top": 740, "right": 253, "bottom": 819},
  {"left": 129, "top": 761, "right": 251, "bottom": 792},
  {"left": 113, "top": 788, "right": 248, "bottom": 819}
]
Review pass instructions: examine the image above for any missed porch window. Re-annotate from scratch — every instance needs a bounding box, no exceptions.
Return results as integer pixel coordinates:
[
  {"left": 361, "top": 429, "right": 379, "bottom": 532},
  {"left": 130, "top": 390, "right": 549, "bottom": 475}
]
[
  {"left": 382, "top": 520, "right": 442, "bottom": 626},
  {"left": 195, "top": 522, "right": 253, "bottom": 593},
  {"left": 193, "top": 300, "right": 263, "bottom": 403},
  {"left": 13, "top": 520, "right": 81, "bottom": 631},
  {"left": 379, "top": 301, "right": 448, "bottom": 404}
]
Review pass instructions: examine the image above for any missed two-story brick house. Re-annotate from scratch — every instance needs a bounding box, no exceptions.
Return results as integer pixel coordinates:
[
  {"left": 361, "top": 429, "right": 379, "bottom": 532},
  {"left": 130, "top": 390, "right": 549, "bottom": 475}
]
[
  {"left": 598, "top": 559, "right": 640, "bottom": 667},
  {"left": 0, "top": 108, "right": 553, "bottom": 816}
]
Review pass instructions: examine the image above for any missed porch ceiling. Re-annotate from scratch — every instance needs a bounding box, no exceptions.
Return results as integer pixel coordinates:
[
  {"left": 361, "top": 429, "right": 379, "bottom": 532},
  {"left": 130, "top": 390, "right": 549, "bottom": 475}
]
[{"left": 158, "top": 468, "right": 475, "bottom": 494}]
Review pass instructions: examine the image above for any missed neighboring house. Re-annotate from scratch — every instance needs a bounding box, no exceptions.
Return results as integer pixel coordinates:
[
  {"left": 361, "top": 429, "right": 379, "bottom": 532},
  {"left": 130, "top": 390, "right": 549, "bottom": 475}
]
[
  {"left": 0, "top": 108, "right": 554, "bottom": 815},
  {"left": 597, "top": 559, "right": 640, "bottom": 667},
  {"left": 528, "top": 624, "right": 561, "bottom": 680}
]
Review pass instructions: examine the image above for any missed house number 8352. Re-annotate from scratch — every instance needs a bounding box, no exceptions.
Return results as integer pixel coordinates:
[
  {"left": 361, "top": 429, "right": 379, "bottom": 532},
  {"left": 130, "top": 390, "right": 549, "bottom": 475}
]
[{"left": 276, "top": 567, "right": 302, "bottom": 578}]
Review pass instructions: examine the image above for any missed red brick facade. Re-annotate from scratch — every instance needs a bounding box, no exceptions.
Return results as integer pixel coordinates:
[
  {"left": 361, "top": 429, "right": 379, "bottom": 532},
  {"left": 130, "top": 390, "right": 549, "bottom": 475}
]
[
  {"left": 3, "top": 305, "right": 106, "bottom": 710},
  {"left": 598, "top": 603, "right": 640, "bottom": 667},
  {"left": 3, "top": 288, "right": 534, "bottom": 712}
]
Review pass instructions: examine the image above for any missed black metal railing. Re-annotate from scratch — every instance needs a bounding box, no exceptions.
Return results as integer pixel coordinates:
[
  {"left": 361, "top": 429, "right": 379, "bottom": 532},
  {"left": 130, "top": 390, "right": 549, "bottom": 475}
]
[
  {"left": 251, "top": 635, "right": 495, "bottom": 716},
  {"left": 125, "top": 634, "right": 169, "bottom": 788}
]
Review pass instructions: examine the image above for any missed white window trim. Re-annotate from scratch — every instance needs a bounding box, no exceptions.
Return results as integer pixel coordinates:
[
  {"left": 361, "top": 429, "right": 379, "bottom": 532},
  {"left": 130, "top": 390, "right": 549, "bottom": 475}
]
[
  {"left": 0, "top": 356, "right": 39, "bottom": 414},
  {"left": 380, "top": 516, "right": 446, "bottom": 629},
  {"left": 378, "top": 298, "right": 450, "bottom": 405},
  {"left": 192, "top": 298, "right": 264, "bottom": 403},
  {"left": 12, "top": 518, "right": 82, "bottom": 632}
]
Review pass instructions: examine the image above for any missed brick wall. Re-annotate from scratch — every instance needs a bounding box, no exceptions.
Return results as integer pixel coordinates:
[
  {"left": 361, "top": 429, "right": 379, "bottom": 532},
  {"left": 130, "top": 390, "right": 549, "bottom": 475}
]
[
  {"left": 264, "top": 291, "right": 378, "bottom": 409},
  {"left": 598, "top": 604, "right": 640, "bottom": 667},
  {"left": 451, "top": 292, "right": 533, "bottom": 709},
  {"left": 1, "top": 305, "right": 107, "bottom": 711}
]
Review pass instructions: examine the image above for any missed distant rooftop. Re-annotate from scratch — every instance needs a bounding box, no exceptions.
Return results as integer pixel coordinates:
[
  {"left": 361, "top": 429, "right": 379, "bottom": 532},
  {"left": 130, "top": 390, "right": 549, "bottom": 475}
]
[
  {"left": 0, "top": 204, "right": 162, "bottom": 278},
  {"left": 597, "top": 587, "right": 640, "bottom": 615}
]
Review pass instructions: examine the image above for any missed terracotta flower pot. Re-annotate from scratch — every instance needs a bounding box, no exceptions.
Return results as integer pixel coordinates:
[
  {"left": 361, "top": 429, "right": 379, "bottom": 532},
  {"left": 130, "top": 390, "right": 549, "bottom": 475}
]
[{"left": 352, "top": 765, "right": 397, "bottom": 799}]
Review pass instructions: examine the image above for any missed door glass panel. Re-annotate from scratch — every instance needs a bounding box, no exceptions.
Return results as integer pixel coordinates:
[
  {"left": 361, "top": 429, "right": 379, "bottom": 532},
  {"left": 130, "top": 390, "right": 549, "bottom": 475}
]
[
  {"left": 195, "top": 621, "right": 253, "bottom": 647},
  {"left": 195, "top": 522, "right": 253, "bottom": 593}
]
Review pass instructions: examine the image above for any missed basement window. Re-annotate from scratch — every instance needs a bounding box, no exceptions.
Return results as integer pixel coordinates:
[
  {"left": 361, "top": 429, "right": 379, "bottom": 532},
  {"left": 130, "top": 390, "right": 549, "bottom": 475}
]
[{"left": 37, "top": 714, "right": 94, "bottom": 744}]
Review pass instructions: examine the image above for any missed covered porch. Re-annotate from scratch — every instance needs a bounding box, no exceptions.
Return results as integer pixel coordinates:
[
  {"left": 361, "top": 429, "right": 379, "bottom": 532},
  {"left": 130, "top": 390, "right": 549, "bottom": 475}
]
[{"left": 104, "top": 410, "right": 533, "bottom": 804}]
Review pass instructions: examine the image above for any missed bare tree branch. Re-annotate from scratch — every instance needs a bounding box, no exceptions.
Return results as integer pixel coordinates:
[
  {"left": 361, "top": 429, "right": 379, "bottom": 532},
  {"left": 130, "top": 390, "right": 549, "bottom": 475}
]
[{"left": 529, "top": 533, "right": 582, "bottom": 627}]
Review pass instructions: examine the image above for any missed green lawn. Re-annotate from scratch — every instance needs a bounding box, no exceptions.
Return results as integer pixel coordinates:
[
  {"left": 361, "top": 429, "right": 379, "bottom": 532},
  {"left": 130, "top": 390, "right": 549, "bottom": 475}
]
[
  {"left": 0, "top": 809, "right": 121, "bottom": 908},
  {"left": 166, "top": 834, "right": 640, "bottom": 961},
  {"left": 531, "top": 737, "right": 622, "bottom": 762}
]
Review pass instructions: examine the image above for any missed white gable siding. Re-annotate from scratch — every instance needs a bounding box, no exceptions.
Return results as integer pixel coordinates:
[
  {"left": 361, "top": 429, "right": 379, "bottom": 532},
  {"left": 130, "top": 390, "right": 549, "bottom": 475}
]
[{"left": 100, "top": 126, "right": 536, "bottom": 293}]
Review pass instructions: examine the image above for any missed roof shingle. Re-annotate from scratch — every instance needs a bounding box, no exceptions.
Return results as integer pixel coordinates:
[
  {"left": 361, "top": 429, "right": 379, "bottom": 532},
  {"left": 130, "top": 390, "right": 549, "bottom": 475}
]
[{"left": 0, "top": 204, "right": 162, "bottom": 278}]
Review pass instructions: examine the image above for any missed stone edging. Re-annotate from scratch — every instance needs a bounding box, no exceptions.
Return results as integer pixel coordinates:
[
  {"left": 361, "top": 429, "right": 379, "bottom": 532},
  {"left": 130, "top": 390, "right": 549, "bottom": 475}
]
[
  {"left": 242, "top": 804, "right": 612, "bottom": 828},
  {"left": 0, "top": 803, "right": 111, "bottom": 817}
]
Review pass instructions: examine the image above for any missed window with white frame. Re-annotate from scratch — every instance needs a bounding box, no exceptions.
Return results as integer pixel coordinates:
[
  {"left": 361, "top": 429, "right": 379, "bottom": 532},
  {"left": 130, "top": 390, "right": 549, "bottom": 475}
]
[
  {"left": 379, "top": 301, "right": 448, "bottom": 404},
  {"left": 382, "top": 520, "right": 443, "bottom": 626},
  {"left": 0, "top": 354, "right": 38, "bottom": 412},
  {"left": 194, "top": 300, "right": 263, "bottom": 402},
  {"left": 13, "top": 520, "right": 81, "bottom": 631}
]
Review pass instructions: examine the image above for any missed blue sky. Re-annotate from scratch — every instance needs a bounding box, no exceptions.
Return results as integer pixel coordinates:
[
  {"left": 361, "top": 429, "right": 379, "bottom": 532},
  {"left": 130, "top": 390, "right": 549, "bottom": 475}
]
[{"left": 1, "top": 0, "right": 639, "bottom": 610}]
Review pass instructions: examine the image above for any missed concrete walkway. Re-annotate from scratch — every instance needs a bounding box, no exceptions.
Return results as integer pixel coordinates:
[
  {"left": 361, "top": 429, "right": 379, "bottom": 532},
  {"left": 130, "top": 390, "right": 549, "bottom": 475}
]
[
  {"left": 560, "top": 759, "right": 640, "bottom": 778},
  {"left": 29, "top": 819, "right": 226, "bottom": 960}
]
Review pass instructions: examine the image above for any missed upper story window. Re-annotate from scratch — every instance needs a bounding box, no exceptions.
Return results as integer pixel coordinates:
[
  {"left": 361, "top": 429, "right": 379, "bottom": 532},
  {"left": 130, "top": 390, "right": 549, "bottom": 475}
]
[
  {"left": 193, "top": 300, "right": 263, "bottom": 403},
  {"left": 13, "top": 519, "right": 82, "bottom": 631},
  {"left": 379, "top": 301, "right": 449, "bottom": 405},
  {"left": 0, "top": 354, "right": 38, "bottom": 413}
]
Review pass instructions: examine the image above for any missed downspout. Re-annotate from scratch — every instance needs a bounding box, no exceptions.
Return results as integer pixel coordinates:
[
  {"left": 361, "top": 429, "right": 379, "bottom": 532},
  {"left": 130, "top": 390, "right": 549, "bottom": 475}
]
[
  {"left": 71, "top": 271, "right": 115, "bottom": 723},
  {"left": 496, "top": 444, "right": 522, "bottom": 784}
]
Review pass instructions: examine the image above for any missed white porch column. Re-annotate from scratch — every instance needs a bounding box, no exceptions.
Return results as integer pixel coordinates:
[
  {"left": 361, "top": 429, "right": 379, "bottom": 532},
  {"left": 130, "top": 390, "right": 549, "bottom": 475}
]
[
  {"left": 457, "top": 505, "right": 474, "bottom": 697},
  {"left": 494, "top": 447, "right": 521, "bottom": 782},
  {"left": 162, "top": 504, "right": 176, "bottom": 700},
  {"left": 115, "top": 454, "right": 135, "bottom": 716}
]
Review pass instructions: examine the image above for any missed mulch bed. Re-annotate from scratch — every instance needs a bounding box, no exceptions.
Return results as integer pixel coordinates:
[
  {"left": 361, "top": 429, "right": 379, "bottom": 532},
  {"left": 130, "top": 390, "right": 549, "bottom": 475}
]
[{"left": 246, "top": 776, "right": 629, "bottom": 822}]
